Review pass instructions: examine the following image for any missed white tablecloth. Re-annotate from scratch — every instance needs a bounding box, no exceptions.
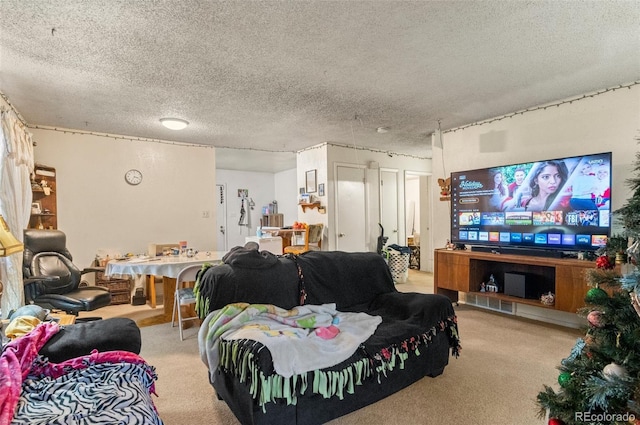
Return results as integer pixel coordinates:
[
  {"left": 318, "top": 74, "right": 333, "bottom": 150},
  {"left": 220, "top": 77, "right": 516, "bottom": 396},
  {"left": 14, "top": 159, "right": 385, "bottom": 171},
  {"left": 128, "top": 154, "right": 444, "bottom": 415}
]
[{"left": 105, "top": 251, "right": 226, "bottom": 279}]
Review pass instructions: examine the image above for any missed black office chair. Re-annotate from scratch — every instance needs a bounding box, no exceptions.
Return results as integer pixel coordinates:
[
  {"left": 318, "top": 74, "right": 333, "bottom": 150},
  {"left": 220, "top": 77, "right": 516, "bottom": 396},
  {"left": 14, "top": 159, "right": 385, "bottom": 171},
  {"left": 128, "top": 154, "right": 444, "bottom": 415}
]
[{"left": 22, "top": 229, "right": 112, "bottom": 315}]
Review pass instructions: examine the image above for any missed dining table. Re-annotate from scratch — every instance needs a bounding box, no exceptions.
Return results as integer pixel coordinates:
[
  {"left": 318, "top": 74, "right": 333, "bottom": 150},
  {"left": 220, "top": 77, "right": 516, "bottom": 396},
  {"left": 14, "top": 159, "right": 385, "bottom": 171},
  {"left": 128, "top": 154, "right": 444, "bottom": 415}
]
[{"left": 105, "top": 251, "right": 225, "bottom": 326}]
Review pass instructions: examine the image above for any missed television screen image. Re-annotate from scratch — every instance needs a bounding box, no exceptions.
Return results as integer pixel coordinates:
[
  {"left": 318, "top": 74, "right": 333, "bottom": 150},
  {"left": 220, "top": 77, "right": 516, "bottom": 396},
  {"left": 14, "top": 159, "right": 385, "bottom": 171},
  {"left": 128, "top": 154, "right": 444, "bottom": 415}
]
[{"left": 450, "top": 152, "right": 612, "bottom": 253}]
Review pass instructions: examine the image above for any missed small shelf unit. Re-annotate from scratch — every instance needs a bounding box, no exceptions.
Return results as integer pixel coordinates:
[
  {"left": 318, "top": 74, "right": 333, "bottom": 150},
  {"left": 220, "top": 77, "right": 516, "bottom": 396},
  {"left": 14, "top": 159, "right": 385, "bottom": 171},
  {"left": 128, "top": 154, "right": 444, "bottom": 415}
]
[
  {"left": 29, "top": 164, "right": 57, "bottom": 229},
  {"left": 299, "top": 202, "right": 321, "bottom": 212}
]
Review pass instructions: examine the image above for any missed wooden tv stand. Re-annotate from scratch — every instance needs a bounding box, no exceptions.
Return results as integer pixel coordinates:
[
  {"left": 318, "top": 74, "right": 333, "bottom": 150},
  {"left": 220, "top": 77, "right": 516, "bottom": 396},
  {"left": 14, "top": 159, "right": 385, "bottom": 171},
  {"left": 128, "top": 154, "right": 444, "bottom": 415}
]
[{"left": 434, "top": 248, "right": 595, "bottom": 313}]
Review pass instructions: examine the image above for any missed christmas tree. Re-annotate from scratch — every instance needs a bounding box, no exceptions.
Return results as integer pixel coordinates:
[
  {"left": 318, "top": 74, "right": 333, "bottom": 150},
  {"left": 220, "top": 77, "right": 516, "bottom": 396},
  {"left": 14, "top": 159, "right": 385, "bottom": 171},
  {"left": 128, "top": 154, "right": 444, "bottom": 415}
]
[{"left": 537, "top": 141, "right": 640, "bottom": 425}]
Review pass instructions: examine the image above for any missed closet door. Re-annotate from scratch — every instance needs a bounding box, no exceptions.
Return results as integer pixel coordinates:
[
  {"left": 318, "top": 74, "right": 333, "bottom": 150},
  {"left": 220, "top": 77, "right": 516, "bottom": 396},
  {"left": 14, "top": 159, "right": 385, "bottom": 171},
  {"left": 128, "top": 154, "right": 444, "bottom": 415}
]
[
  {"left": 380, "top": 169, "right": 399, "bottom": 246},
  {"left": 335, "top": 165, "right": 366, "bottom": 252}
]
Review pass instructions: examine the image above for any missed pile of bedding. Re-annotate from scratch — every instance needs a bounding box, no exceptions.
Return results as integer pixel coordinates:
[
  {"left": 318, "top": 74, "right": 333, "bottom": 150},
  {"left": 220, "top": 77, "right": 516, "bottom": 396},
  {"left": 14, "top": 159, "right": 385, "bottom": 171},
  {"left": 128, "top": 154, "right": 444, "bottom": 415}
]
[{"left": 0, "top": 322, "right": 163, "bottom": 425}]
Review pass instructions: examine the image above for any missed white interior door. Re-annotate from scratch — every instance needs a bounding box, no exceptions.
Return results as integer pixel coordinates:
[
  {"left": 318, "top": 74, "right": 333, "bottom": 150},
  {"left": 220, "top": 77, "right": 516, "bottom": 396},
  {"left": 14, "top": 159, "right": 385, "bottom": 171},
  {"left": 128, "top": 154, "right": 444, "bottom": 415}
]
[
  {"left": 404, "top": 172, "right": 433, "bottom": 271},
  {"left": 380, "top": 169, "right": 399, "bottom": 246},
  {"left": 336, "top": 165, "right": 366, "bottom": 252},
  {"left": 216, "top": 184, "right": 228, "bottom": 251}
]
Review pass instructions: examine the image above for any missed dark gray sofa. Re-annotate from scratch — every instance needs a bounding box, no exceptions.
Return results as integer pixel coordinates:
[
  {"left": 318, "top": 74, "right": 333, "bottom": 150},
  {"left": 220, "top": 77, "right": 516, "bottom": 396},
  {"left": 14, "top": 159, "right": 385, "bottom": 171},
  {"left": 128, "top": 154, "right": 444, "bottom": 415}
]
[{"left": 196, "top": 249, "right": 460, "bottom": 425}]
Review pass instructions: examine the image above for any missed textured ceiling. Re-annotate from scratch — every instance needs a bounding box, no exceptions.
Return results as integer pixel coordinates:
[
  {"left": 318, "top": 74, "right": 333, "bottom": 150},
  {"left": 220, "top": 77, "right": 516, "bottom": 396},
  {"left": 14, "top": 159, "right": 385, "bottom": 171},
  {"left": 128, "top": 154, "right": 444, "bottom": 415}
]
[{"left": 1, "top": 1, "right": 639, "bottom": 172}]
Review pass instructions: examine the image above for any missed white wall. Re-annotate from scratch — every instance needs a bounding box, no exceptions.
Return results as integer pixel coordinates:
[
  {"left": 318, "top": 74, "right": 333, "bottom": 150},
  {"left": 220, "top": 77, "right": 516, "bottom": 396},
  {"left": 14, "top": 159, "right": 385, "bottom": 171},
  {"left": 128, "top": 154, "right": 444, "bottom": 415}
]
[
  {"left": 274, "top": 168, "right": 300, "bottom": 226},
  {"left": 431, "top": 85, "right": 640, "bottom": 249},
  {"left": 430, "top": 85, "right": 640, "bottom": 326},
  {"left": 30, "top": 126, "right": 301, "bottom": 268},
  {"left": 402, "top": 172, "right": 433, "bottom": 270},
  {"left": 405, "top": 176, "right": 420, "bottom": 235},
  {"left": 418, "top": 174, "right": 431, "bottom": 270},
  {"left": 216, "top": 168, "right": 297, "bottom": 249},
  {"left": 295, "top": 144, "right": 329, "bottom": 236},
  {"left": 30, "top": 130, "right": 433, "bottom": 269},
  {"left": 30, "top": 128, "right": 217, "bottom": 270},
  {"left": 296, "top": 143, "right": 431, "bottom": 253}
]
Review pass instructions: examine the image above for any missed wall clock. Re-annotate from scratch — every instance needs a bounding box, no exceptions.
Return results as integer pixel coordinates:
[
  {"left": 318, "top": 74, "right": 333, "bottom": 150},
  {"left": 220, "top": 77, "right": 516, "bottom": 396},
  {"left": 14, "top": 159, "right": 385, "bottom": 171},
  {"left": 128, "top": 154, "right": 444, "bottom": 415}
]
[{"left": 124, "top": 169, "right": 143, "bottom": 185}]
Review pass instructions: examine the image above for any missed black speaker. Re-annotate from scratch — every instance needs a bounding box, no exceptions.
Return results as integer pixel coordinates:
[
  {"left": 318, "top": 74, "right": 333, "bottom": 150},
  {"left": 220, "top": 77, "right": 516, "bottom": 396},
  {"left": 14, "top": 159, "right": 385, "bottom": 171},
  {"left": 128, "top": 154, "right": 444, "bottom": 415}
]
[{"left": 504, "top": 272, "right": 536, "bottom": 299}]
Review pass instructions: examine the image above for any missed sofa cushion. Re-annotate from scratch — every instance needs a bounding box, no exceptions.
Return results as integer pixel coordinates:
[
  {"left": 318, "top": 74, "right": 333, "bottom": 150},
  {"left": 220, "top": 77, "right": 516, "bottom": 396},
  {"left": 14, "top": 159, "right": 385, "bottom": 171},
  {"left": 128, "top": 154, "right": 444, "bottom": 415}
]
[
  {"left": 222, "top": 246, "right": 279, "bottom": 269},
  {"left": 196, "top": 250, "right": 397, "bottom": 316},
  {"left": 296, "top": 251, "right": 395, "bottom": 310},
  {"left": 196, "top": 248, "right": 300, "bottom": 316}
]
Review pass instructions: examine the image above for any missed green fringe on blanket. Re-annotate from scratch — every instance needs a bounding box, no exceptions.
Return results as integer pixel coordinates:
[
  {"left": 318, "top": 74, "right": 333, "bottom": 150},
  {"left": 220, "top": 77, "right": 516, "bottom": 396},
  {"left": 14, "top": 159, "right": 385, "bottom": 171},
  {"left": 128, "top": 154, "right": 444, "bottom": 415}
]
[
  {"left": 217, "top": 316, "right": 461, "bottom": 410},
  {"left": 194, "top": 263, "right": 214, "bottom": 319}
]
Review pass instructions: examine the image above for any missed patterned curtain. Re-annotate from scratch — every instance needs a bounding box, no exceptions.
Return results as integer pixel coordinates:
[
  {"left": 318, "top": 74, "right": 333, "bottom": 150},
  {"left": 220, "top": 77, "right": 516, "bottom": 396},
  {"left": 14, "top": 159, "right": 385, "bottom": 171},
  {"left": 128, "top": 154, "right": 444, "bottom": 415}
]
[{"left": 0, "top": 106, "right": 34, "bottom": 318}]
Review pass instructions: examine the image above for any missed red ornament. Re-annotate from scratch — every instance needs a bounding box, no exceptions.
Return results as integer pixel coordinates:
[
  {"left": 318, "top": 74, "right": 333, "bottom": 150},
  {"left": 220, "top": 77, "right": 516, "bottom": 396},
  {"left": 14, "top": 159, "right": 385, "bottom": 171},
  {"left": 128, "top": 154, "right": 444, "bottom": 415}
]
[
  {"left": 549, "top": 418, "right": 565, "bottom": 425},
  {"left": 595, "top": 255, "right": 614, "bottom": 270}
]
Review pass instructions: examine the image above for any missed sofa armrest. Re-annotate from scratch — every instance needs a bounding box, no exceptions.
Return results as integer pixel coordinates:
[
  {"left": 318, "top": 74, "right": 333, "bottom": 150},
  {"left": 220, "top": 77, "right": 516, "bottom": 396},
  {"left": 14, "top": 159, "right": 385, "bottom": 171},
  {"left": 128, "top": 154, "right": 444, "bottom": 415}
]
[{"left": 365, "top": 292, "right": 459, "bottom": 356}]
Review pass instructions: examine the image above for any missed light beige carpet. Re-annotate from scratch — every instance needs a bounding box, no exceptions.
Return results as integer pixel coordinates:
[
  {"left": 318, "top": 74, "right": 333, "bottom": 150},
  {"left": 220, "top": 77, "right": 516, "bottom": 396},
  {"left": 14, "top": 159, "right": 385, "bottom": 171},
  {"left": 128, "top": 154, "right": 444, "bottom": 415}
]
[{"left": 88, "top": 271, "right": 581, "bottom": 424}]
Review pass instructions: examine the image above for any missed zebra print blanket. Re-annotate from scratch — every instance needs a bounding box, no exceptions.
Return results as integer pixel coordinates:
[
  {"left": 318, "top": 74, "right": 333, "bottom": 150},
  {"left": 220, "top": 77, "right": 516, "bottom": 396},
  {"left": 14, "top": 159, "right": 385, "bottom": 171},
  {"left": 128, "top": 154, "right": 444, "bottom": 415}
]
[{"left": 1, "top": 322, "right": 163, "bottom": 425}]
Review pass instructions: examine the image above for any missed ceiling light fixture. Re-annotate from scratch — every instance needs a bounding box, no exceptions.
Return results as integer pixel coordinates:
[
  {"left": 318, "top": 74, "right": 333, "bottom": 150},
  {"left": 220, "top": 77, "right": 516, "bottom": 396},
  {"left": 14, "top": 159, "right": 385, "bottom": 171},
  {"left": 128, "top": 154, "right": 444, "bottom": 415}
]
[
  {"left": 160, "top": 118, "right": 189, "bottom": 130},
  {"left": 376, "top": 127, "right": 389, "bottom": 134}
]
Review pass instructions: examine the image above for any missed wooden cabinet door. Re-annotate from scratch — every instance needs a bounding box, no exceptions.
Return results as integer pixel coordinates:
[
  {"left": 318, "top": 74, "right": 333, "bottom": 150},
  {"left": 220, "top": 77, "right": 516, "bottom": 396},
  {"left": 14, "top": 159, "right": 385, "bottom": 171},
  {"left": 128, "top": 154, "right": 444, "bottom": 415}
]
[
  {"left": 555, "top": 265, "right": 590, "bottom": 313},
  {"left": 435, "top": 250, "right": 470, "bottom": 292}
]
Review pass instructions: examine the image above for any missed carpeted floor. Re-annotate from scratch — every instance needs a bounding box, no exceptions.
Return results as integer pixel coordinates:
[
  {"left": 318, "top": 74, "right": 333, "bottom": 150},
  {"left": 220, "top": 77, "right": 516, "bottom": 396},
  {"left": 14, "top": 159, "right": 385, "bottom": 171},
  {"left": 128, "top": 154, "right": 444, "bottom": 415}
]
[{"left": 87, "top": 270, "right": 581, "bottom": 425}]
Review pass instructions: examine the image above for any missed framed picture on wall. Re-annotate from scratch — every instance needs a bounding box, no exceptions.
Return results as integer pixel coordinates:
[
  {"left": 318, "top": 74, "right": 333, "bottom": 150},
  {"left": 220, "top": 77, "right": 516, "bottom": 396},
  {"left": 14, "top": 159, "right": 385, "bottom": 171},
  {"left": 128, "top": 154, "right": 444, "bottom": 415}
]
[
  {"left": 305, "top": 169, "right": 317, "bottom": 193},
  {"left": 318, "top": 183, "right": 325, "bottom": 196},
  {"left": 31, "top": 201, "right": 42, "bottom": 214}
]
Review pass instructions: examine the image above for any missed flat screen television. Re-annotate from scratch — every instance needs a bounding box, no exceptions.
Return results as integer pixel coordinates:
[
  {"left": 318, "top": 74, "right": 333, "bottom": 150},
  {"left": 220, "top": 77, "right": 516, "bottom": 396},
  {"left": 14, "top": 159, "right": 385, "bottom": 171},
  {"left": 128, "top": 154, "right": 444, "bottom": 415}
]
[{"left": 450, "top": 152, "right": 612, "bottom": 256}]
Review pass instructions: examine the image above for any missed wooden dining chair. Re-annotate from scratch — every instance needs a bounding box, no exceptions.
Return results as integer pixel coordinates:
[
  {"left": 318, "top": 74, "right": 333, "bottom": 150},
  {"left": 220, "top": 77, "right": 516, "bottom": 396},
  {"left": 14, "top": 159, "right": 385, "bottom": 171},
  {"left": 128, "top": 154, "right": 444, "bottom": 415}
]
[
  {"left": 283, "top": 223, "right": 323, "bottom": 255},
  {"left": 171, "top": 264, "right": 202, "bottom": 340}
]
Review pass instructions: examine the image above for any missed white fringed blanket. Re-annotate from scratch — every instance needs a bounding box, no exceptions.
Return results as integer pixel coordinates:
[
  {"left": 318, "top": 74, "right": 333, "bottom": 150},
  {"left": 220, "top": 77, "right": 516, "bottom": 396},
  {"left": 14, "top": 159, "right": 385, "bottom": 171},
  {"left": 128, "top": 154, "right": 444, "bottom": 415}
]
[{"left": 199, "top": 303, "right": 381, "bottom": 379}]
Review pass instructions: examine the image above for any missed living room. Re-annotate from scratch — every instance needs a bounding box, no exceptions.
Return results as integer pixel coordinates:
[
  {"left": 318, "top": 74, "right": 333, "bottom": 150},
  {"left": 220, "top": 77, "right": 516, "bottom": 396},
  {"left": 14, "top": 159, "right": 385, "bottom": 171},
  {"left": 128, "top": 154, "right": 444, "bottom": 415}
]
[
  {"left": 19, "top": 76, "right": 639, "bottom": 330},
  {"left": 1, "top": 2, "right": 639, "bottom": 424},
  {"left": 3, "top": 80, "right": 639, "bottom": 425},
  {"left": 1, "top": 2, "right": 637, "bottom": 282}
]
